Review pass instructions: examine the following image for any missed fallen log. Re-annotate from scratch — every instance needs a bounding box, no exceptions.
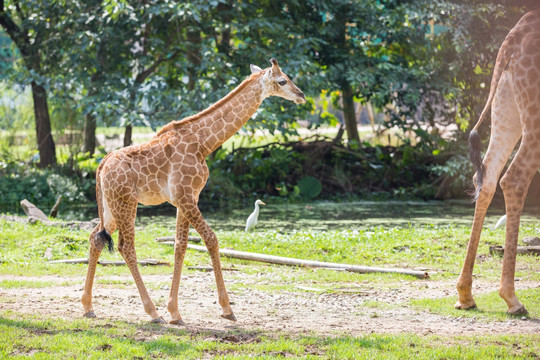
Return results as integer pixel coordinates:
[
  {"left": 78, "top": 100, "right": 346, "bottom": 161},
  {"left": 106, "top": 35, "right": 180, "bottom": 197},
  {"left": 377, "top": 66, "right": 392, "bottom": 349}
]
[
  {"left": 48, "top": 258, "right": 170, "bottom": 266},
  {"left": 186, "top": 244, "right": 429, "bottom": 279},
  {"left": 48, "top": 258, "right": 88, "bottom": 264},
  {"left": 187, "top": 266, "right": 240, "bottom": 272},
  {"left": 156, "top": 236, "right": 202, "bottom": 243},
  {"left": 489, "top": 245, "right": 540, "bottom": 256}
]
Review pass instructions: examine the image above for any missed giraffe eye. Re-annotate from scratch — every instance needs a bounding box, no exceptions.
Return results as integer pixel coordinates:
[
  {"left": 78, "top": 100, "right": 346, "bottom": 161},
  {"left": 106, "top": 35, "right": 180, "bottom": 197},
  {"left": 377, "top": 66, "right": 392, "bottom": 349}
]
[{"left": 277, "top": 80, "right": 287, "bottom": 86}]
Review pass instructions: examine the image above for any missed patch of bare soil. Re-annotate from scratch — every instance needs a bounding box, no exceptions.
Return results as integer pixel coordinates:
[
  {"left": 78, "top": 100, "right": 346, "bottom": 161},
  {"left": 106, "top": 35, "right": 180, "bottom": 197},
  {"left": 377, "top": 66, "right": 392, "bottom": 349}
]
[{"left": 0, "top": 271, "right": 538, "bottom": 337}]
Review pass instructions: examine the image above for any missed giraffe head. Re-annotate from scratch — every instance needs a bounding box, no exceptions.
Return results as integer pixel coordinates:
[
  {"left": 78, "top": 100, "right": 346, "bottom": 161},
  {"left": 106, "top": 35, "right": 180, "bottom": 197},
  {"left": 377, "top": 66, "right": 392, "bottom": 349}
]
[{"left": 250, "top": 58, "right": 306, "bottom": 104}]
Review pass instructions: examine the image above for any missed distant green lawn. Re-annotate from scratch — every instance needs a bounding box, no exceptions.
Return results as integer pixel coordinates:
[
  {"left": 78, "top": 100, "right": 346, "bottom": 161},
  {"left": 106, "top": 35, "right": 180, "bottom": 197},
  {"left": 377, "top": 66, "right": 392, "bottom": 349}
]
[{"left": 1, "top": 217, "right": 539, "bottom": 282}]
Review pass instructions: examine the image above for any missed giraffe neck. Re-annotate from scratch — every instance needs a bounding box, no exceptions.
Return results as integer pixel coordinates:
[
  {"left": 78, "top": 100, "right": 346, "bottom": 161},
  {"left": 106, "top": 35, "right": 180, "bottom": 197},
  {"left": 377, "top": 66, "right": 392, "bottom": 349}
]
[
  {"left": 158, "top": 74, "right": 265, "bottom": 158},
  {"left": 198, "top": 77, "right": 264, "bottom": 156}
]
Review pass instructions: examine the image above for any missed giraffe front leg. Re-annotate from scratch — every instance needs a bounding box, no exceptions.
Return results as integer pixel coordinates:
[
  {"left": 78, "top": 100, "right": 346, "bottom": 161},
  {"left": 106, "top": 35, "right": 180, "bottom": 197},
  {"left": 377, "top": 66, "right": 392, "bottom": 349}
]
[
  {"left": 181, "top": 201, "right": 235, "bottom": 321},
  {"left": 167, "top": 209, "right": 189, "bottom": 325},
  {"left": 498, "top": 211, "right": 527, "bottom": 315}
]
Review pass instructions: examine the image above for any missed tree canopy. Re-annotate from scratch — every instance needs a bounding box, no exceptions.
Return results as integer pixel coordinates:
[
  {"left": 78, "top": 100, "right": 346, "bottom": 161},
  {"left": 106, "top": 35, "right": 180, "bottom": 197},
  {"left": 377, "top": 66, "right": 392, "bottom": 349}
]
[{"left": 0, "top": 0, "right": 532, "bottom": 161}]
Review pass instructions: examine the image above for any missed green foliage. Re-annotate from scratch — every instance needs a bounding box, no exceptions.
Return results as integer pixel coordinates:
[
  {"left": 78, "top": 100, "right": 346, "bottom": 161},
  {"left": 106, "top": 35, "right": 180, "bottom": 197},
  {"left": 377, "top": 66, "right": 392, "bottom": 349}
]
[
  {"left": 0, "top": 157, "right": 99, "bottom": 212},
  {"left": 297, "top": 176, "right": 322, "bottom": 199},
  {"left": 0, "top": 83, "right": 34, "bottom": 157},
  {"left": 0, "top": 1, "right": 534, "bottom": 205},
  {"left": 199, "top": 140, "right": 449, "bottom": 206},
  {"left": 206, "top": 145, "right": 306, "bottom": 206},
  {"left": 430, "top": 140, "right": 476, "bottom": 198}
]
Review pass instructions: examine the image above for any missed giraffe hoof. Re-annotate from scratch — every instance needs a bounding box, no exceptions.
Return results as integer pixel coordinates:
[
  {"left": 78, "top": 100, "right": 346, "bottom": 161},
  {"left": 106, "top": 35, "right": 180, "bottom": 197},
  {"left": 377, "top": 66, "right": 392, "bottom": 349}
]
[
  {"left": 221, "top": 313, "right": 237, "bottom": 322},
  {"left": 83, "top": 311, "right": 97, "bottom": 318},
  {"left": 454, "top": 300, "right": 476, "bottom": 310},
  {"left": 150, "top": 316, "right": 166, "bottom": 324},
  {"left": 507, "top": 305, "right": 528, "bottom": 316},
  {"left": 169, "top": 318, "right": 186, "bottom": 326}
]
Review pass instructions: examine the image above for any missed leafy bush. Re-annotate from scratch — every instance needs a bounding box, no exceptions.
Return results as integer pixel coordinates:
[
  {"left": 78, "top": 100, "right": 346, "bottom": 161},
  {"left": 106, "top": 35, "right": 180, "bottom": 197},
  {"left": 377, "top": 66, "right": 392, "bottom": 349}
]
[
  {"left": 204, "top": 140, "right": 446, "bottom": 206},
  {"left": 0, "top": 158, "right": 97, "bottom": 213}
]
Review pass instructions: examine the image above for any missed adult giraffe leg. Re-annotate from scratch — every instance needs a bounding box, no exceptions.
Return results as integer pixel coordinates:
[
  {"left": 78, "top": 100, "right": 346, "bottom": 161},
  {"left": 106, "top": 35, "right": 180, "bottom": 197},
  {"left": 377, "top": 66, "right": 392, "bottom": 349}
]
[
  {"left": 498, "top": 132, "right": 540, "bottom": 315},
  {"left": 456, "top": 72, "right": 521, "bottom": 310},
  {"left": 167, "top": 209, "right": 190, "bottom": 325},
  {"left": 115, "top": 201, "right": 164, "bottom": 323},
  {"left": 181, "top": 200, "right": 235, "bottom": 321}
]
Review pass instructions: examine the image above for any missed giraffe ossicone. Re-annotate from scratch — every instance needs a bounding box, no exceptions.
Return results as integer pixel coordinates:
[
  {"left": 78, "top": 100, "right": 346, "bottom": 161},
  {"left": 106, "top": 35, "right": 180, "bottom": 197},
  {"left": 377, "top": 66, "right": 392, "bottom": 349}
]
[
  {"left": 81, "top": 58, "right": 305, "bottom": 324},
  {"left": 456, "top": 8, "right": 540, "bottom": 315}
]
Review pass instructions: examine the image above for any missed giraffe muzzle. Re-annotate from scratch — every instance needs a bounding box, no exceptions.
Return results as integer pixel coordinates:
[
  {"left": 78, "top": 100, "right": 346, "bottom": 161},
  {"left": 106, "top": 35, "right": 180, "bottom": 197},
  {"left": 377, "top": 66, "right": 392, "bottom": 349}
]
[{"left": 295, "top": 92, "right": 306, "bottom": 104}]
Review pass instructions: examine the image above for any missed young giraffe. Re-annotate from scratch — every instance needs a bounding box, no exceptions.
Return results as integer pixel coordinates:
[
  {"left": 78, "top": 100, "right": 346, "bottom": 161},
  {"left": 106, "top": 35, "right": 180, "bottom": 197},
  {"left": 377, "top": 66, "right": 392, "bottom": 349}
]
[
  {"left": 456, "top": 9, "right": 540, "bottom": 315},
  {"left": 81, "top": 59, "right": 305, "bottom": 324}
]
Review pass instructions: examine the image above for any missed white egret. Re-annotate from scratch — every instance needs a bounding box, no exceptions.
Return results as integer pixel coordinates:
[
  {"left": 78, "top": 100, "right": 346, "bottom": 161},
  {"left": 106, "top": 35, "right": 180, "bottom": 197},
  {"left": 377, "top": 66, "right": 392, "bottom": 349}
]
[
  {"left": 494, "top": 214, "right": 507, "bottom": 230},
  {"left": 245, "top": 200, "right": 266, "bottom": 232}
]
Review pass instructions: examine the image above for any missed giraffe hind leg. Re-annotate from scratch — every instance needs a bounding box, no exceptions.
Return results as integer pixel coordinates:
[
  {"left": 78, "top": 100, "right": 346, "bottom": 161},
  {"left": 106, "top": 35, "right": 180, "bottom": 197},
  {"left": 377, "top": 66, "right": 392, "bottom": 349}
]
[
  {"left": 113, "top": 200, "right": 164, "bottom": 323},
  {"left": 81, "top": 221, "right": 117, "bottom": 317},
  {"left": 456, "top": 70, "right": 521, "bottom": 310}
]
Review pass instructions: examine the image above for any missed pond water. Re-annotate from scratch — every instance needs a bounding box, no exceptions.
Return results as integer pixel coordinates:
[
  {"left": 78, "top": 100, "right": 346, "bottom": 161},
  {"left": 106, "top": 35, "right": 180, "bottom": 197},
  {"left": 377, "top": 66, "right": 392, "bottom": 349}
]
[{"left": 62, "top": 200, "right": 540, "bottom": 233}]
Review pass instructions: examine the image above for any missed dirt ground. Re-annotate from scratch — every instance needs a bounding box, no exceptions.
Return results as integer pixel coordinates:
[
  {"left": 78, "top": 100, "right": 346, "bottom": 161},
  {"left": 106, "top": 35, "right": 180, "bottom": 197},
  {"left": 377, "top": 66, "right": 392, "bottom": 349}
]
[{"left": 0, "top": 271, "right": 538, "bottom": 337}]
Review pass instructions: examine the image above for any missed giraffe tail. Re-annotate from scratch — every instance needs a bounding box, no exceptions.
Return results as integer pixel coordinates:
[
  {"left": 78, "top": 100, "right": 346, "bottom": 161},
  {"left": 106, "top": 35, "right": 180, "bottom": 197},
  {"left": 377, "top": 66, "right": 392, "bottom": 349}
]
[
  {"left": 95, "top": 155, "right": 114, "bottom": 253},
  {"left": 468, "top": 129, "right": 485, "bottom": 202},
  {"left": 96, "top": 229, "right": 114, "bottom": 253}
]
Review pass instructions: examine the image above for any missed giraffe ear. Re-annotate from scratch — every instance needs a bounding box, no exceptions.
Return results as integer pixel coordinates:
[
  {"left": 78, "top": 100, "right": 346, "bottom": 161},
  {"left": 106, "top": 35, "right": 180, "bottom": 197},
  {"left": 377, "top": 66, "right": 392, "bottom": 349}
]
[
  {"left": 250, "top": 64, "right": 263, "bottom": 74},
  {"left": 269, "top": 58, "right": 281, "bottom": 75}
]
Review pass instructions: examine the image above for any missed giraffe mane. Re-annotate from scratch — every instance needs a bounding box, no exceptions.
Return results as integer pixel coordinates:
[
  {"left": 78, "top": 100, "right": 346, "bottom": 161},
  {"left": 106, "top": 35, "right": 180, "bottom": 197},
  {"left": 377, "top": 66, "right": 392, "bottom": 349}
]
[{"left": 156, "top": 71, "right": 265, "bottom": 137}]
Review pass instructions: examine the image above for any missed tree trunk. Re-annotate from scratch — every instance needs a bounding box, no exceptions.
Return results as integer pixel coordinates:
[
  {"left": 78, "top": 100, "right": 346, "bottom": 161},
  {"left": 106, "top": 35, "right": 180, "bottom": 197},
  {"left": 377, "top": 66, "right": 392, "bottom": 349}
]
[
  {"left": 333, "top": 124, "right": 345, "bottom": 143},
  {"left": 83, "top": 113, "right": 97, "bottom": 154},
  {"left": 83, "top": 65, "right": 102, "bottom": 155},
  {"left": 216, "top": 1, "right": 233, "bottom": 56},
  {"left": 341, "top": 82, "right": 360, "bottom": 145},
  {"left": 187, "top": 27, "right": 201, "bottom": 91},
  {"left": 31, "top": 81, "right": 56, "bottom": 167},
  {"left": 0, "top": 7, "right": 56, "bottom": 167},
  {"left": 124, "top": 124, "right": 132, "bottom": 148}
]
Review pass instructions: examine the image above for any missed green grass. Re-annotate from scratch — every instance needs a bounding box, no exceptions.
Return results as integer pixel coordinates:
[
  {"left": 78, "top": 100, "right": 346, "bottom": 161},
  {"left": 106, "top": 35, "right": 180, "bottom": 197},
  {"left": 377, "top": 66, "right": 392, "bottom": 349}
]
[
  {"left": 1, "top": 218, "right": 539, "bottom": 282},
  {"left": 0, "top": 280, "right": 59, "bottom": 289},
  {"left": 410, "top": 287, "right": 540, "bottom": 321},
  {"left": 1, "top": 212, "right": 539, "bottom": 358},
  {"left": 0, "top": 311, "right": 538, "bottom": 359}
]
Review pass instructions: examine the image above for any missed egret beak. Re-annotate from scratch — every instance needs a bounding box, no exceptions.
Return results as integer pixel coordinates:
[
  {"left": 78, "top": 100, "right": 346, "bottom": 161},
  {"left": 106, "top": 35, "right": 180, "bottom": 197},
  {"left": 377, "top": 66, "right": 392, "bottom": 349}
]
[{"left": 261, "top": 201, "right": 266, "bottom": 205}]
